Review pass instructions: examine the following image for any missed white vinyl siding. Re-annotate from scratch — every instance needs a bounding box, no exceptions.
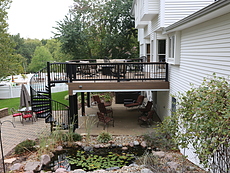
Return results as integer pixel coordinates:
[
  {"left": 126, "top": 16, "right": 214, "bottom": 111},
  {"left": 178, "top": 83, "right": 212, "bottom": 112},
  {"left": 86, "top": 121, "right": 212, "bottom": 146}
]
[
  {"left": 140, "top": 0, "right": 159, "bottom": 21},
  {"left": 168, "top": 12, "right": 230, "bottom": 166},
  {"left": 170, "top": 12, "right": 230, "bottom": 96},
  {"left": 163, "top": 0, "right": 214, "bottom": 27}
]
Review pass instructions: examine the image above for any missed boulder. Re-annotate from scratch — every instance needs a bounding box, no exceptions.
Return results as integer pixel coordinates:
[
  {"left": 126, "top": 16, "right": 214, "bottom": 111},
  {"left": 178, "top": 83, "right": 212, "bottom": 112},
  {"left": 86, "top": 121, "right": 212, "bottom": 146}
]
[
  {"left": 141, "top": 168, "right": 154, "bottom": 173},
  {"left": 41, "top": 154, "right": 51, "bottom": 165},
  {"left": 10, "top": 163, "right": 23, "bottom": 171},
  {"left": 24, "top": 161, "right": 42, "bottom": 172}
]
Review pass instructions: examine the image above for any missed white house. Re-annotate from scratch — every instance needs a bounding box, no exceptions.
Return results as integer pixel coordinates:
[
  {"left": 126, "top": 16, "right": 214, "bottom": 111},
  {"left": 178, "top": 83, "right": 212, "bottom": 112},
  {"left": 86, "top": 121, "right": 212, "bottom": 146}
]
[{"left": 132, "top": 0, "right": 230, "bottom": 168}]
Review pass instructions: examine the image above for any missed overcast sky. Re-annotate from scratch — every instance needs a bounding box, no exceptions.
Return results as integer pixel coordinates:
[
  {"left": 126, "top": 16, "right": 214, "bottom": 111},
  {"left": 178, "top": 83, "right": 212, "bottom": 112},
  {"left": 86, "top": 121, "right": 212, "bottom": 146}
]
[{"left": 7, "top": 0, "right": 74, "bottom": 40}]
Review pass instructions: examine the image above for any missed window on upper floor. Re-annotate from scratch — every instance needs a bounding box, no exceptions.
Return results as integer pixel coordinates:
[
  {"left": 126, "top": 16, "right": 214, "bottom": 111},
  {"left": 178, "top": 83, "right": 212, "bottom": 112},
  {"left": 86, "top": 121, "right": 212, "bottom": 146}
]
[
  {"left": 167, "top": 31, "right": 181, "bottom": 65},
  {"left": 158, "top": 39, "right": 166, "bottom": 62}
]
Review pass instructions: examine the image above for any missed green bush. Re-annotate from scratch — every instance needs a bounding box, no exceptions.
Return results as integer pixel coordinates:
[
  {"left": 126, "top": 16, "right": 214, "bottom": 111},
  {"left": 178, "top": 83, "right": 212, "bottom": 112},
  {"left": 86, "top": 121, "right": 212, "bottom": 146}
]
[
  {"left": 97, "top": 132, "right": 112, "bottom": 143},
  {"left": 143, "top": 123, "right": 177, "bottom": 151},
  {"left": 14, "top": 139, "right": 36, "bottom": 155},
  {"left": 72, "top": 133, "right": 82, "bottom": 141}
]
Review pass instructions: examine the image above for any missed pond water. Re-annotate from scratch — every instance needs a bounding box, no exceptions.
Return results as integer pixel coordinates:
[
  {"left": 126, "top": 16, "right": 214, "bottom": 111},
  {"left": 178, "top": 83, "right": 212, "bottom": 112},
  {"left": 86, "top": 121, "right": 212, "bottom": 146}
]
[{"left": 43, "top": 146, "right": 147, "bottom": 172}]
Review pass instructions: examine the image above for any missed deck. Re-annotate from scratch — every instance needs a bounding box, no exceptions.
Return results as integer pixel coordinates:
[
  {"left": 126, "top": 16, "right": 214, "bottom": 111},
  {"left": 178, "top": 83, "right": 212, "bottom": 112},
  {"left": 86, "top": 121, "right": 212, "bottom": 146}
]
[{"left": 40, "top": 61, "right": 170, "bottom": 93}]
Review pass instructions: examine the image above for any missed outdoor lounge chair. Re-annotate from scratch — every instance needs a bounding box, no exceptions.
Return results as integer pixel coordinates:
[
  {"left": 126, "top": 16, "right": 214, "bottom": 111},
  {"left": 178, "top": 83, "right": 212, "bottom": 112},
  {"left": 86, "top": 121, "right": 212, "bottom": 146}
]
[
  {"left": 124, "top": 95, "right": 144, "bottom": 108},
  {"left": 97, "top": 112, "right": 114, "bottom": 130},
  {"left": 98, "top": 103, "right": 113, "bottom": 117},
  {"left": 138, "top": 101, "right": 153, "bottom": 115},
  {"left": 11, "top": 107, "right": 22, "bottom": 122},
  {"left": 93, "top": 95, "right": 111, "bottom": 107},
  {"left": 21, "top": 110, "right": 33, "bottom": 125},
  {"left": 138, "top": 110, "right": 155, "bottom": 127}
]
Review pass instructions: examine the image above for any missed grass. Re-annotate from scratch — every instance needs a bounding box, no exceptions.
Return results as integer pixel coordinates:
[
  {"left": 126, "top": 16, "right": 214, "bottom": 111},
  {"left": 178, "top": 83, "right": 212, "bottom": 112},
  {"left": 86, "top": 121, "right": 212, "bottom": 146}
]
[{"left": 0, "top": 91, "right": 69, "bottom": 111}]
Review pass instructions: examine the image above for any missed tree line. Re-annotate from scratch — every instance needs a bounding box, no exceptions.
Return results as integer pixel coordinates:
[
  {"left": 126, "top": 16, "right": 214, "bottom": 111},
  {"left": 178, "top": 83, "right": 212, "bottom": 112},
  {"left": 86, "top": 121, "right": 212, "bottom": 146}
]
[{"left": 0, "top": 0, "right": 138, "bottom": 79}]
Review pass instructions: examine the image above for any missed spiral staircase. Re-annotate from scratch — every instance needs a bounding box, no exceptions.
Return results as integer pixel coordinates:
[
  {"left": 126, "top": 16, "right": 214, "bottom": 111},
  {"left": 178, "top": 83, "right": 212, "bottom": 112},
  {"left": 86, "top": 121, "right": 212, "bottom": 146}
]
[{"left": 29, "top": 64, "right": 71, "bottom": 132}]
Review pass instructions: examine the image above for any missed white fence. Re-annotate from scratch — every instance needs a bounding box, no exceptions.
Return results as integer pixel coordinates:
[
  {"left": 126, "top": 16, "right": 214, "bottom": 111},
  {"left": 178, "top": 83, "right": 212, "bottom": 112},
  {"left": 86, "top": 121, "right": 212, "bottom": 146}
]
[{"left": 0, "top": 83, "right": 68, "bottom": 99}]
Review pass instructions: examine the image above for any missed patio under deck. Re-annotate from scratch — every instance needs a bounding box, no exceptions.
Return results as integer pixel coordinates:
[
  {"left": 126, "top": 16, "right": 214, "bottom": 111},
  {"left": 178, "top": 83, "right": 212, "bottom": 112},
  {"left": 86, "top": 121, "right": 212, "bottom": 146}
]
[{"left": 75, "top": 100, "right": 161, "bottom": 136}]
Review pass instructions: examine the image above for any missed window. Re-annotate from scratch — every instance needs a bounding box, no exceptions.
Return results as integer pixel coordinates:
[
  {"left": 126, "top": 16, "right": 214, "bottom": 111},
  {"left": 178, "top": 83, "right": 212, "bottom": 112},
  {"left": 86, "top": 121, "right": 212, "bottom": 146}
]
[
  {"left": 158, "top": 40, "right": 166, "bottom": 62},
  {"left": 146, "top": 43, "right": 150, "bottom": 62},
  {"left": 168, "top": 35, "right": 175, "bottom": 58},
  {"left": 171, "top": 97, "right": 176, "bottom": 116},
  {"left": 167, "top": 31, "right": 181, "bottom": 65}
]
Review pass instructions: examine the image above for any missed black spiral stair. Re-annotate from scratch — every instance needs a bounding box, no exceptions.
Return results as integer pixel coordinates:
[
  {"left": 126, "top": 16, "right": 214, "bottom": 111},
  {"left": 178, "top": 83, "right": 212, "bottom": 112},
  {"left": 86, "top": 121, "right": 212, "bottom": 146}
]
[{"left": 29, "top": 64, "right": 71, "bottom": 132}]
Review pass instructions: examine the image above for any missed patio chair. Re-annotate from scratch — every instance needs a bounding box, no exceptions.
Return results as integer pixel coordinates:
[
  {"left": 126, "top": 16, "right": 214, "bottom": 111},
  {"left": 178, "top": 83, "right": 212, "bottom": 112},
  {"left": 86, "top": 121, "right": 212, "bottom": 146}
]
[
  {"left": 138, "top": 101, "right": 153, "bottom": 115},
  {"left": 98, "top": 103, "right": 113, "bottom": 117},
  {"left": 138, "top": 110, "right": 155, "bottom": 127},
  {"left": 11, "top": 107, "right": 22, "bottom": 122},
  {"left": 21, "top": 110, "right": 34, "bottom": 125},
  {"left": 93, "top": 95, "right": 111, "bottom": 107},
  {"left": 124, "top": 95, "right": 144, "bottom": 108},
  {"left": 97, "top": 112, "right": 114, "bottom": 130}
]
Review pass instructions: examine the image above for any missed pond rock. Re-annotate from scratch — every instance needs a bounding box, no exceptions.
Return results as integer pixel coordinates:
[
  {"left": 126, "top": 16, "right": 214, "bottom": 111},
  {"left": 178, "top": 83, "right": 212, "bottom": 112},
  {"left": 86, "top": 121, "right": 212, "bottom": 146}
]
[
  {"left": 83, "top": 146, "right": 93, "bottom": 152},
  {"left": 41, "top": 154, "right": 51, "bottom": 165},
  {"left": 10, "top": 163, "right": 23, "bottom": 171},
  {"left": 141, "top": 168, "right": 154, "bottom": 173},
  {"left": 105, "top": 166, "right": 120, "bottom": 171},
  {"left": 56, "top": 146, "right": 63, "bottom": 151},
  {"left": 122, "top": 146, "right": 128, "bottom": 150},
  {"left": 72, "top": 169, "right": 87, "bottom": 173},
  {"left": 24, "top": 161, "right": 42, "bottom": 172},
  {"left": 140, "top": 141, "right": 147, "bottom": 148},
  {"left": 55, "top": 168, "right": 68, "bottom": 172},
  {"left": 133, "top": 141, "right": 139, "bottom": 146}
]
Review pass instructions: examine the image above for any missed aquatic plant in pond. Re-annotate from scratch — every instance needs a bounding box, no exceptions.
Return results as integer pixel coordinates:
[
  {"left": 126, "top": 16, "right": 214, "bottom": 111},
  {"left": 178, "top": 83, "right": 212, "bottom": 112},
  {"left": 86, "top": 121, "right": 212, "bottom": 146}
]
[
  {"left": 67, "top": 150, "right": 135, "bottom": 171},
  {"left": 44, "top": 146, "right": 146, "bottom": 171}
]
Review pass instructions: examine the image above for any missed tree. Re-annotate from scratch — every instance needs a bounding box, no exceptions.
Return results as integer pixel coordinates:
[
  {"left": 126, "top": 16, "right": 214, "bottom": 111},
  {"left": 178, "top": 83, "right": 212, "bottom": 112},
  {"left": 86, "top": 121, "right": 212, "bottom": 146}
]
[
  {"left": 20, "top": 39, "right": 42, "bottom": 64},
  {"left": 28, "top": 46, "right": 53, "bottom": 72},
  {"left": 45, "top": 39, "right": 71, "bottom": 62},
  {"left": 0, "top": 0, "right": 24, "bottom": 78},
  {"left": 162, "top": 74, "right": 230, "bottom": 172},
  {"left": 54, "top": 0, "right": 138, "bottom": 60}
]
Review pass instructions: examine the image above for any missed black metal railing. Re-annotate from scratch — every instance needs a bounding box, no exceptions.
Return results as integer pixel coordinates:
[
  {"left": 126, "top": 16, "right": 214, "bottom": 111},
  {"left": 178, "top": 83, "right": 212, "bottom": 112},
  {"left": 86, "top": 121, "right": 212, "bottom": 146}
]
[
  {"left": 50, "top": 99, "right": 70, "bottom": 130},
  {"left": 48, "top": 62, "right": 168, "bottom": 83},
  {"left": 30, "top": 64, "right": 71, "bottom": 131}
]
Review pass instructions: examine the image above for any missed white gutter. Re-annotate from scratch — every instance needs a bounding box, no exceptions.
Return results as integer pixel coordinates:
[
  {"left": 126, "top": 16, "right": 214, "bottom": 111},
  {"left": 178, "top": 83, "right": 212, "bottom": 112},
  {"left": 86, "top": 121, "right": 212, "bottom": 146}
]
[{"left": 163, "top": 0, "right": 230, "bottom": 34}]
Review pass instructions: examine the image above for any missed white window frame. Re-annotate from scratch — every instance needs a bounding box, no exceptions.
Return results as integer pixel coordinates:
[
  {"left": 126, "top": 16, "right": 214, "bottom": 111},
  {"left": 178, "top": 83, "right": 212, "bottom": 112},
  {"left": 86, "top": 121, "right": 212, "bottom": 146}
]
[{"left": 167, "top": 31, "right": 181, "bottom": 65}]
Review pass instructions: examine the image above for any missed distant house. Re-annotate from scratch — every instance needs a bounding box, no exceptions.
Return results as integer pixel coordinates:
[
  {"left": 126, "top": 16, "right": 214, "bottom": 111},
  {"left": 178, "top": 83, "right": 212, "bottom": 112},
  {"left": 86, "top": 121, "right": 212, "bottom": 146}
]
[{"left": 132, "top": 0, "right": 230, "bottom": 167}]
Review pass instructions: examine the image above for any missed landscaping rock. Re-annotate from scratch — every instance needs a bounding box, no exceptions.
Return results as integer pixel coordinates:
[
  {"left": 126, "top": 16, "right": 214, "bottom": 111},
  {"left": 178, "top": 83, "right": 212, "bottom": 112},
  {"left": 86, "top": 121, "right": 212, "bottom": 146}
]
[
  {"left": 141, "top": 168, "right": 154, "bottom": 173},
  {"left": 167, "top": 161, "right": 180, "bottom": 170},
  {"left": 55, "top": 168, "right": 69, "bottom": 172},
  {"left": 105, "top": 166, "right": 120, "bottom": 171},
  {"left": 41, "top": 154, "right": 51, "bottom": 165},
  {"left": 133, "top": 140, "right": 139, "bottom": 145},
  {"left": 56, "top": 146, "right": 63, "bottom": 151},
  {"left": 24, "top": 161, "right": 42, "bottom": 172},
  {"left": 140, "top": 141, "right": 147, "bottom": 148},
  {"left": 121, "top": 146, "right": 128, "bottom": 150},
  {"left": 152, "top": 151, "right": 165, "bottom": 158},
  {"left": 10, "top": 163, "right": 23, "bottom": 171},
  {"left": 75, "top": 141, "right": 82, "bottom": 146},
  {"left": 4, "top": 157, "right": 16, "bottom": 163},
  {"left": 83, "top": 146, "right": 93, "bottom": 152},
  {"left": 72, "top": 169, "right": 87, "bottom": 173}
]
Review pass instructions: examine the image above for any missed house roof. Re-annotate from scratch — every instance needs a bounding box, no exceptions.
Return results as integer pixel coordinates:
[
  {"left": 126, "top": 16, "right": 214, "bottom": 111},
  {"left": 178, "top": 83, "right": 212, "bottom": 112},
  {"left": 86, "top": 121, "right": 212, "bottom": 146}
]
[{"left": 164, "top": 0, "right": 230, "bottom": 34}]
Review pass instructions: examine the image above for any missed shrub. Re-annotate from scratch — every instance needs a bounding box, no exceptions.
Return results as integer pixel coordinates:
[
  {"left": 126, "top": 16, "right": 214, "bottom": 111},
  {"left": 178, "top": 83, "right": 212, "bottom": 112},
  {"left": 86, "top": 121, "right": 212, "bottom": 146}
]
[
  {"left": 14, "top": 139, "right": 36, "bottom": 155},
  {"left": 72, "top": 133, "right": 82, "bottom": 141},
  {"left": 143, "top": 122, "right": 177, "bottom": 151},
  {"left": 97, "top": 132, "right": 112, "bottom": 143}
]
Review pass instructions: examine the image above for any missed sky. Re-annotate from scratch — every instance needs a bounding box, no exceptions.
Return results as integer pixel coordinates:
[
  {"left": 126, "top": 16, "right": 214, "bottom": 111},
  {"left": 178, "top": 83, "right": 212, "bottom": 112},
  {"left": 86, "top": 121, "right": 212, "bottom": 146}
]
[{"left": 7, "top": 0, "right": 74, "bottom": 40}]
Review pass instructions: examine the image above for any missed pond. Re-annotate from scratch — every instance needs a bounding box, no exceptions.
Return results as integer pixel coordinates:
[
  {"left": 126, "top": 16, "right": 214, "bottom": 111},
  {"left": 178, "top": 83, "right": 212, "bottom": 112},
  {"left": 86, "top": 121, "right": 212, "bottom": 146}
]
[{"left": 43, "top": 145, "right": 147, "bottom": 172}]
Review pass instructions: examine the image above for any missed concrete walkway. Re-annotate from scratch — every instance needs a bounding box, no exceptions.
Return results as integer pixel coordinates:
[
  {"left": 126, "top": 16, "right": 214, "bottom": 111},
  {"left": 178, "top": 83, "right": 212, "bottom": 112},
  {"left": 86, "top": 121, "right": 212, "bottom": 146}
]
[{"left": 0, "top": 102, "right": 160, "bottom": 157}]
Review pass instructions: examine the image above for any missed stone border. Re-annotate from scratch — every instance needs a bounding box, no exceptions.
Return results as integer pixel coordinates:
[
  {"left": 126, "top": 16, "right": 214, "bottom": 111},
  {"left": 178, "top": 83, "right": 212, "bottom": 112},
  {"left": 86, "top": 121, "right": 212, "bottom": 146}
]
[{"left": 0, "top": 108, "right": 8, "bottom": 118}]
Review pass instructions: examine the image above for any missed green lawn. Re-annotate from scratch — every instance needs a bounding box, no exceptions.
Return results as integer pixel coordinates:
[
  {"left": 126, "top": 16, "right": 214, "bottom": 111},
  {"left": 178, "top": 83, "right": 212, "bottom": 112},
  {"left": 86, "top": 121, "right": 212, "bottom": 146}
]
[{"left": 0, "top": 91, "right": 69, "bottom": 111}]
